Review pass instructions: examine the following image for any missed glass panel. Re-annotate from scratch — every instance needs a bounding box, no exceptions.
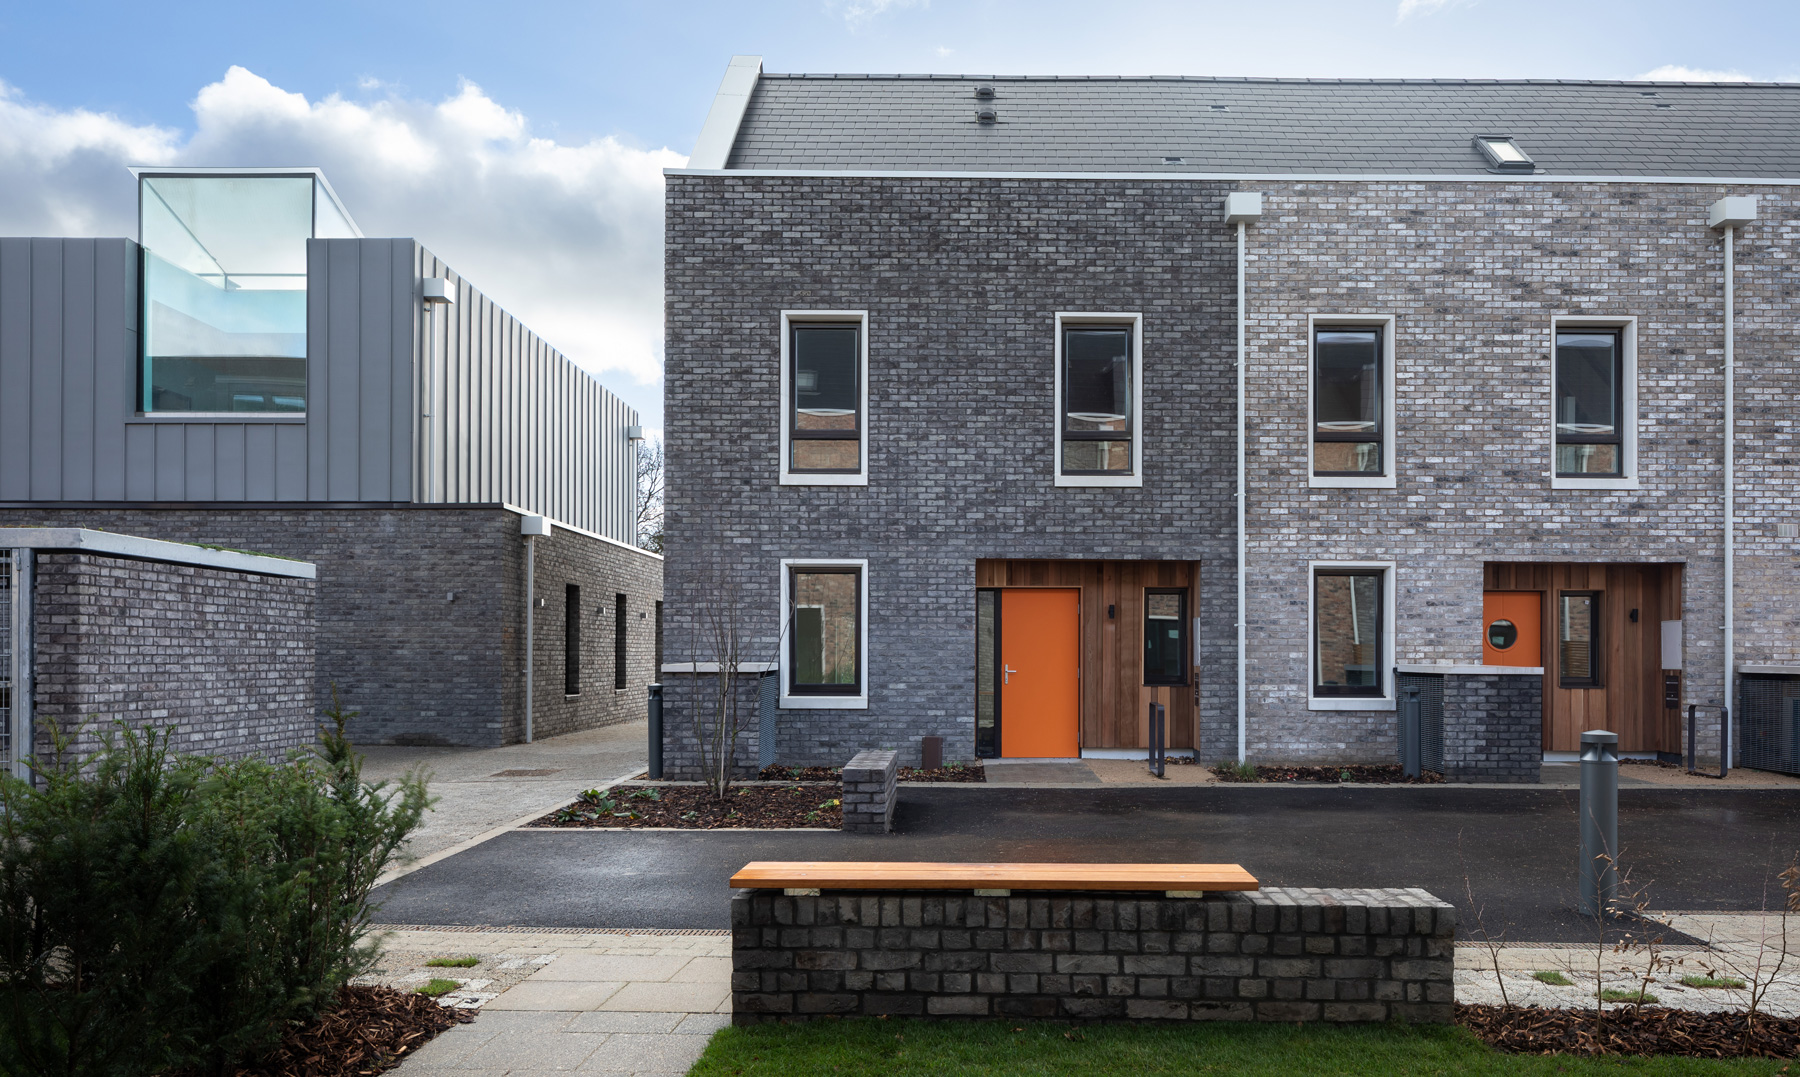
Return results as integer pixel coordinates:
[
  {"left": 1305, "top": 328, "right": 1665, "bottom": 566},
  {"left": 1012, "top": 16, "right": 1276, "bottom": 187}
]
[
  {"left": 792, "top": 570, "right": 859, "bottom": 690},
  {"left": 1144, "top": 591, "right": 1186, "bottom": 685},
  {"left": 1484, "top": 139, "right": 1528, "bottom": 163},
  {"left": 1555, "top": 443, "right": 1620, "bottom": 476},
  {"left": 140, "top": 175, "right": 315, "bottom": 413},
  {"left": 1487, "top": 619, "right": 1518, "bottom": 650},
  {"left": 1315, "top": 573, "right": 1381, "bottom": 693},
  {"left": 1062, "top": 439, "right": 1131, "bottom": 473},
  {"left": 1560, "top": 594, "right": 1596, "bottom": 684},
  {"left": 976, "top": 590, "right": 998, "bottom": 756},
  {"left": 792, "top": 440, "right": 860, "bottom": 472},
  {"left": 1315, "top": 330, "right": 1380, "bottom": 436},
  {"left": 1064, "top": 329, "right": 1131, "bottom": 434},
  {"left": 793, "top": 327, "right": 859, "bottom": 432},
  {"left": 313, "top": 186, "right": 358, "bottom": 239},
  {"left": 1313, "top": 441, "right": 1382, "bottom": 473},
  {"left": 1555, "top": 332, "right": 1618, "bottom": 437}
]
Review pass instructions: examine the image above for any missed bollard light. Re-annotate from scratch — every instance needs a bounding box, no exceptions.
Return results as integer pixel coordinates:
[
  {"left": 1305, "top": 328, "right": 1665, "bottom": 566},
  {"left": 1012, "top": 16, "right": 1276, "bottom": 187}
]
[
  {"left": 1578, "top": 729, "right": 1619, "bottom": 917},
  {"left": 647, "top": 683, "right": 664, "bottom": 780}
]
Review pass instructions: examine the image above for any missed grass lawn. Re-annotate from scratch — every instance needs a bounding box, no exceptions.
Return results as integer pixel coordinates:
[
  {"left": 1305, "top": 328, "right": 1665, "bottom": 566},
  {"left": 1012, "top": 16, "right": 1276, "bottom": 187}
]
[{"left": 689, "top": 1018, "right": 1796, "bottom": 1076}]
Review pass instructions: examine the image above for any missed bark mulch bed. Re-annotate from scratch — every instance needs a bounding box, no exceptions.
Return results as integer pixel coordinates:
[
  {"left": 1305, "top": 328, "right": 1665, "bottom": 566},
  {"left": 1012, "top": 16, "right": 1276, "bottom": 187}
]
[
  {"left": 531, "top": 783, "right": 843, "bottom": 829},
  {"left": 758, "top": 763, "right": 987, "bottom": 783},
  {"left": 220, "top": 985, "right": 472, "bottom": 1077},
  {"left": 1212, "top": 763, "right": 1446, "bottom": 784},
  {"left": 1458, "top": 1002, "right": 1800, "bottom": 1059}
]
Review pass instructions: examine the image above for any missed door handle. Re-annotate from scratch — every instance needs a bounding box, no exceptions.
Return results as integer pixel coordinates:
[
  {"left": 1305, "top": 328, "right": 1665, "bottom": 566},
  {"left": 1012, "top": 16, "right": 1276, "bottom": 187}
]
[{"left": 1003, "top": 665, "right": 1018, "bottom": 684}]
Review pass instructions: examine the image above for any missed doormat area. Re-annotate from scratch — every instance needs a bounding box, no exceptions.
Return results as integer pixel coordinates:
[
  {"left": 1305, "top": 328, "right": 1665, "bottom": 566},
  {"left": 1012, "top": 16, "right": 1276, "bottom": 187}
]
[
  {"left": 1212, "top": 763, "right": 1447, "bottom": 784},
  {"left": 528, "top": 783, "right": 843, "bottom": 829},
  {"left": 758, "top": 763, "right": 988, "bottom": 783}
]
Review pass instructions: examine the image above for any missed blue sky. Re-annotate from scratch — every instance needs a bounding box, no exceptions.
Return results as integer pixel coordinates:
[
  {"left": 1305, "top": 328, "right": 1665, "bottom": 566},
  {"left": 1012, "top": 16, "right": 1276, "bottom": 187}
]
[{"left": 2, "top": 0, "right": 1794, "bottom": 427}]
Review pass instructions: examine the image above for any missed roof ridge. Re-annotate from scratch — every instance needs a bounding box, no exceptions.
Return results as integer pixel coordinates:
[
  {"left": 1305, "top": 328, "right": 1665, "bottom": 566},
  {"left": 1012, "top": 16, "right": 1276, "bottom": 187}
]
[{"left": 758, "top": 73, "right": 1800, "bottom": 88}]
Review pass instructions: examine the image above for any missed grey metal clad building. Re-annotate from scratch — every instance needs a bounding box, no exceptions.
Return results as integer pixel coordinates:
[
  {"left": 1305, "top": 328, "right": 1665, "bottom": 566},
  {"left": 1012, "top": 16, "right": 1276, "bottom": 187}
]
[
  {"left": 1, "top": 168, "right": 661, "bottom": 749},
  {"left": 662, "top": 57, "right": 1799, "bottom": 779}
]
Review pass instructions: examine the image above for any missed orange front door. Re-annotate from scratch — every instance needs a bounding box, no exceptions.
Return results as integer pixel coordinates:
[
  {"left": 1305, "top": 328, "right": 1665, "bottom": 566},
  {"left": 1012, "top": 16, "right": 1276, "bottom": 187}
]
[
  {"left": 1000, "top": 589, "right": 1081, "bottom": 758},
  {"left": 1483, "top": 591, "right": 1542, "bottom": 667}
]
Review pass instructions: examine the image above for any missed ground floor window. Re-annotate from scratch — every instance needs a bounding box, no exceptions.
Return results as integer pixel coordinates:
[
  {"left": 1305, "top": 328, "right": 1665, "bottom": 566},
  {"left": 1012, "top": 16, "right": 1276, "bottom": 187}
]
[
  {"left": 975, "top": 589, "right": 999, "bottom": 757},
  {"left": 1313, "top": 568, "right": 1385, "bottom": 698},
  {"left": 614, "top": 593, "right": 628, "bottom": 689},
  {"left": 1559, "top": 591, "right": 1602, "bottom": 687},
  {"left": 564, "top": 585, "right": 581, "bottom": 695},
  {"left": 788, "top": 565, "right": 862, "bottom": 697}
]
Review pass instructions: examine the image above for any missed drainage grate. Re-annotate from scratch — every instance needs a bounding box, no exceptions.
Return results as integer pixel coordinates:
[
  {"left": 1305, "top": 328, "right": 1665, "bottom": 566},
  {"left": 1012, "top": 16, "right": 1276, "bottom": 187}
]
[{"left": 1740, "top": 673, "right": 1800, "bottom": 776}]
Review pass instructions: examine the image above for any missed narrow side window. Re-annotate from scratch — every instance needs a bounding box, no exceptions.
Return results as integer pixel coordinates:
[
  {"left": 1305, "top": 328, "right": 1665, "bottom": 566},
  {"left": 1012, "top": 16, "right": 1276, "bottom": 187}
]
[
  {"left": 564, "top": 584, "right": 581, "bottom": 695},
  {"left": 1143, "top": 589, "right": 1188, "bottom": 686},
  {"left": 1313, "top": 327, "right": 1383, "bottom": 476},
  {"left": 614, "top": 593, "right": 628, "bottom": 690},
  {"left": 1558, "top": 591, "right": 1602, "bottom": 687},
  {"left": 1554, "top": 330, "right": 1623, "bottom": 477}
]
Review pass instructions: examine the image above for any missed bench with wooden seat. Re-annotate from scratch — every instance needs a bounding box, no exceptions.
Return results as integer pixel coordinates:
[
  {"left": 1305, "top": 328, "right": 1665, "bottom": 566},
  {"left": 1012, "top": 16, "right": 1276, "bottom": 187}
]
[{"left": 728, "top": 860, "right": 1259, "bottom": 896}]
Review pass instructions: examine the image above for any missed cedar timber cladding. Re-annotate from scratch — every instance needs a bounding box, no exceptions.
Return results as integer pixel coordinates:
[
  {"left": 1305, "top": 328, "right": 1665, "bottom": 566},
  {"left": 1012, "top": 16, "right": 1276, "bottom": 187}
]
[{"left": 976, "top": 559, "right": 1198, "bottom": 750}]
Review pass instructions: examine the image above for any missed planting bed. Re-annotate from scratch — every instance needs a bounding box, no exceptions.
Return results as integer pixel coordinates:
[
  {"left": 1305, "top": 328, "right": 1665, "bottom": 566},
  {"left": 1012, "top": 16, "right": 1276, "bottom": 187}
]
[
  {"left": 216, "top": 985, "right": 472, "bottom": 1077},
  {"left": 1212, "top": 763, "right": 1446, "bottom": 784},
  {"left": 531, "top": 783, "right": 843, "bottom": 829},
  {"left": 1458, "top": 1003, "right": 1800, "bottom": 1059}
]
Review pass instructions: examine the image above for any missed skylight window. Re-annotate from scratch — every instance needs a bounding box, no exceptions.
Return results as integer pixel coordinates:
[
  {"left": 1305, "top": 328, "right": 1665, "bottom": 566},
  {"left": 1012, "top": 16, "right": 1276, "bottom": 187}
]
[{"left": 1472, "top": 135, "right": 1536, "bottom": 173}]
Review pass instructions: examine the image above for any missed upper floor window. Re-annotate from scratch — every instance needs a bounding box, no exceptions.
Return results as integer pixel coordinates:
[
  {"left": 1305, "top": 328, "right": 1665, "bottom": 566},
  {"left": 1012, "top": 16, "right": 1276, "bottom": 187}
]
[
  {"left": 137, "top": 170, "right": 359, "bottom": 415},
  {"left": 1055, "top": 313, "right": 1143, "bottom": 488},
  {"left": 1309, "top": 317, "right": 1396, "bottom": 488},
  {"left": 1554, "top": 329, "right": 1622, "bottom": 477},
  {"left": 780, "top": 312, "right": 868, "bottom": 486},
  {"left": 1550, "top": 318, "right": 1637, "bottom": 490}
]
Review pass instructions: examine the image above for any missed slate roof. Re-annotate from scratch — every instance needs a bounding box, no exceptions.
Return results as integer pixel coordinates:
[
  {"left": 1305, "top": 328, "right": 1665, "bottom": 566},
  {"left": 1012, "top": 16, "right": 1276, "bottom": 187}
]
[{"left": 723, "top": 75, "right": 1800, "bottom": 177}]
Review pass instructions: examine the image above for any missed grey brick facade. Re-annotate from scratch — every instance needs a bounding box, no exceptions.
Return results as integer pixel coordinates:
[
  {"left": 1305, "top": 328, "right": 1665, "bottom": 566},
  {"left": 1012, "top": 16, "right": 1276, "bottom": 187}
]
[
  {"left": 731, "top": 886, "right": 1456, "bottom": 1024},
  {"left": 665, "top": 171, "right": 1797, "bottom": 773},
  {"left": 32, "top": 551, "right": 315, "bottom": 764},
  {"left": 0, "top": 505, "right": 662, "bottom": 746}
]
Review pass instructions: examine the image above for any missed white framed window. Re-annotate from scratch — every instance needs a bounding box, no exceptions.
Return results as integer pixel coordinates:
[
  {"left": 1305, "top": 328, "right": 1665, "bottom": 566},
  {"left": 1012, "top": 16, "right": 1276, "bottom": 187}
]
[
  {"left": 1054, "top": 312, "right": 1143, "bottom": 488},
  {"left": 1308, "top": 314, "right": 1397, "bottom": 489},
  {"left": 1549, "top": 316, "right": 1638, "bottom": 490},
  {"left": 779, "top": 558, "right": 869, "bottom": 710},
  {"left": 780, "top": 310, "right": 869, "bottom": 486},
  {"left": 1306, "top": 560, "right": 1397, "bottom": 712}
]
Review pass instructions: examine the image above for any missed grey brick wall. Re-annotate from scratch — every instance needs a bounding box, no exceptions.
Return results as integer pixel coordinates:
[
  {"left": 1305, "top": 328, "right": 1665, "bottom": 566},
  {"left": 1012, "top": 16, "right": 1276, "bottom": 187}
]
[
  {"left": 1, "top": 505, "right": 661, "bottom": 747},
  {"left": 664, "top": 176, "right": 1238, "bottom": 774},
  {"left": 841, "top": 748, "right": 898, "bottom": 833},
  {"left": 32, "top": 551, "right": 315, "bottom": 763},
  {"left": 732, "top": 885, "right": 1455, "bottom": 1024},
  {"left": 666, "top": 174, "right": 1798, "bottom": 771},
  {"left": 1442, "top": 673, "right": 1541, "bottom": 783}
]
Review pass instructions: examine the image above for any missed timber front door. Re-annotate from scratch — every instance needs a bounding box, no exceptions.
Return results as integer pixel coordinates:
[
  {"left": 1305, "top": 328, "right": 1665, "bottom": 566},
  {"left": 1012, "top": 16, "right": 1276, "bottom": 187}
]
[{"left": 997, "top": 588, "right": 1081, "bottom": 758}]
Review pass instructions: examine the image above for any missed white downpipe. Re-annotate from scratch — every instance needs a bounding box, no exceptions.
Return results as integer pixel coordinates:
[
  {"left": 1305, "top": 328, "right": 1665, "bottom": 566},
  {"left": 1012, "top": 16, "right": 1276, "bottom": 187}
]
[
  {"left": 422, "top": 305, "right": 436, "bottom": 503},
  {"left": 1235, "top": 220, "right": 1248, "bottom": 764},
  {"left": 1722, "top": 226, "right": 1735, "bottom": 773},
  {"left": 524, "top": 534, "right": 536, "bottom": 744}
]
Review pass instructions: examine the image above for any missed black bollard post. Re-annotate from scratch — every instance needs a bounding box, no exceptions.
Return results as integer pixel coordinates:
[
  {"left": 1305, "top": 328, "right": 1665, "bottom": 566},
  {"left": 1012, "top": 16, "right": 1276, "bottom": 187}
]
[
  {"left": 1399, "top": 686, "right": 1422, "bottom": 779},
  {"left": 1578, "top": 729, "right": 1619, "bottom": 917}
]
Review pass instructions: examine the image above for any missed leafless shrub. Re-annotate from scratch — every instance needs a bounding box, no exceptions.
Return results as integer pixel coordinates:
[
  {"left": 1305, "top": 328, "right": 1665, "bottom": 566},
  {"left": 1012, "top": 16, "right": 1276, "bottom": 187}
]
[
  {"left": 1459, "top": 829, "right": 1511, "bottom": 1008},
  {"left": 685, "top": 563, "right": 783, "bottom": 801}
]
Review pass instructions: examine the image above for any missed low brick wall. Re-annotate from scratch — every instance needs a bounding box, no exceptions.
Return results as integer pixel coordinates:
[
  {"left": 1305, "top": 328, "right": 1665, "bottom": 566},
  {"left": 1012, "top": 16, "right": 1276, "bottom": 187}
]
[
  {"left": 732, "top": 886, "right": 1454, "bottom": 1024},
  {"left": 842, "top": 749, "right": 898, "bottom": 833}
]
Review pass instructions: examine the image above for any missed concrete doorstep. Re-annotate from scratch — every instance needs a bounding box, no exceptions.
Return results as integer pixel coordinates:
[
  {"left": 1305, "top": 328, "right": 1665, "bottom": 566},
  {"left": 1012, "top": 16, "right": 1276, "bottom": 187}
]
[{"left": 370, "top": 929, "right": 730, "bottom": 1076}]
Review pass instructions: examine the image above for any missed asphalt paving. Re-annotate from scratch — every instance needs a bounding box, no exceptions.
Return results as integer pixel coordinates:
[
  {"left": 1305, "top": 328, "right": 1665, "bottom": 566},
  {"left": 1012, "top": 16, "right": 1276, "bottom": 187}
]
[{"left": 369, "top": 785, "right": 1800, "bottom": 943}]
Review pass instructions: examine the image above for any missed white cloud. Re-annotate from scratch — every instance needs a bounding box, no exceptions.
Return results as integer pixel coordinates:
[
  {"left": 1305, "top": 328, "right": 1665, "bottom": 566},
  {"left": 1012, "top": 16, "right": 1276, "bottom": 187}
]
[
  {"left": 1395, "top": 0, "right": 1468, "bottom": 22},
  {"left": 936, "top": 45, "right": 955, "bottom": 58},
  {"left": 827, "top": 0, "right": 929, "bottom": 29},
  {"left": 0, "top": 66, "right": 681, "bottom": 414},
  {"left": 1635, "top": 65, "right": 1758, "bottom": 83}
]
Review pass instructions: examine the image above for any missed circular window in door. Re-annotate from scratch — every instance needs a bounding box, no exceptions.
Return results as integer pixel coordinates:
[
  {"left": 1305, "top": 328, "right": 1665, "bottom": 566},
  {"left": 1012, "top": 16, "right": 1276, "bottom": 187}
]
[{"left": 1487, "top": 619, "right": 1518, "bottom": 650}]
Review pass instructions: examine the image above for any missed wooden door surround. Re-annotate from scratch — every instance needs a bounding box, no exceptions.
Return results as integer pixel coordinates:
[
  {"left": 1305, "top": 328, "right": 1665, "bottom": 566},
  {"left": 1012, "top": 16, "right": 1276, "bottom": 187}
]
[
  {"left": 976, "top": 559, "right": 1197, "bottom": 751},
  {"left": 1484, "top": 563, "right": 1683, "bottom": 754}
]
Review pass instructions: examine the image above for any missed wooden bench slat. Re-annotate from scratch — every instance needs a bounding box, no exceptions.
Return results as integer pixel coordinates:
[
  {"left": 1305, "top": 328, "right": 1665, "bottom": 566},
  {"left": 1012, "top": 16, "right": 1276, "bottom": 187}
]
[{"left": 728, "top": 861, "right": 1258, "bottom": 892}]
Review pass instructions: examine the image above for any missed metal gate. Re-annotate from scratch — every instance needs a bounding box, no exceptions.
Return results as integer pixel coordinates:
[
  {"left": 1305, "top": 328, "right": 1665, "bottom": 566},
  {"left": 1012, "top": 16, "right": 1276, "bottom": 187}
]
[
  {"left": 2, "top": 549, "right": 31, "bottom": 782},
  {"left": 1740, "top": 673, "right": 1800, "bottom": 777}
]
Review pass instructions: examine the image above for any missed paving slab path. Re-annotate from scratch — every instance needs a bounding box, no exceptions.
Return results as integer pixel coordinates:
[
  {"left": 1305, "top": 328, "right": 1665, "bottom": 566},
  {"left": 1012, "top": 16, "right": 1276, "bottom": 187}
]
[{"left": 372, "top": 784, "right": 1800, "bottom": 944}]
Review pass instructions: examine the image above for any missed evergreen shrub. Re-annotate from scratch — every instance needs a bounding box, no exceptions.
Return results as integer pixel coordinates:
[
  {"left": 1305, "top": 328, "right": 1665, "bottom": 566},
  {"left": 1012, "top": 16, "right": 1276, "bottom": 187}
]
[{"left": 0, "top": 695, "right": 430, "bottom": 1077}]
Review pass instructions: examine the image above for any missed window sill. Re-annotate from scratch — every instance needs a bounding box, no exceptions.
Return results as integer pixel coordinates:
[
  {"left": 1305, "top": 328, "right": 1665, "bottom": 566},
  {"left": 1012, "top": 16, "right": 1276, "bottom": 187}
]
[
  {"left": 1056, "top": 474, "right": 1143, "bottom": 488},
  {"left": 1310, "top": 474, "right": 1397, "bottom": 489},
  {"left": 129, "top": 413, "right": 307, "bottom": 424},
  {"left": 1308, "top": 696, "right": 1397, "bottom": 712},
  {"left": 1552, "top": 475, "right": 1639, "bottom": 491},
  {"left": 780, "top": 473, "right": 868, "bottom": 487},
  {"left": 780, "top": 694, "right": 869, "bottom": 710}
]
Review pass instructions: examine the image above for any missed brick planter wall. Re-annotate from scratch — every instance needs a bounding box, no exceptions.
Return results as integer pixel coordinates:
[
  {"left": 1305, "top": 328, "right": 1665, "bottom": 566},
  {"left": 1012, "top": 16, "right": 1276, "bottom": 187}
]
[
  {"left": 731, "top": 886, "right": 1455, "bottom": 1024},
  {"left": 32, "top": 551, "right": 315, "bottom": 764},
  {"left": 1442, "top": 672, "right": 1541, "bottom": 783},
  {"left": 841, "top": 749, "right": 898, "bottom": 833}
]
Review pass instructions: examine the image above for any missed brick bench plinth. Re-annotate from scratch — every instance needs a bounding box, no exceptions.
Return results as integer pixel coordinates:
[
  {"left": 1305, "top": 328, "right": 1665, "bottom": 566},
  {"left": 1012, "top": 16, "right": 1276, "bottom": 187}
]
[
  {"left": 731, "top": 886, "right": 1454, "bottom": 1024},
  {"left": 841, "top": 749, "right": 899, "bottom": 833}
]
